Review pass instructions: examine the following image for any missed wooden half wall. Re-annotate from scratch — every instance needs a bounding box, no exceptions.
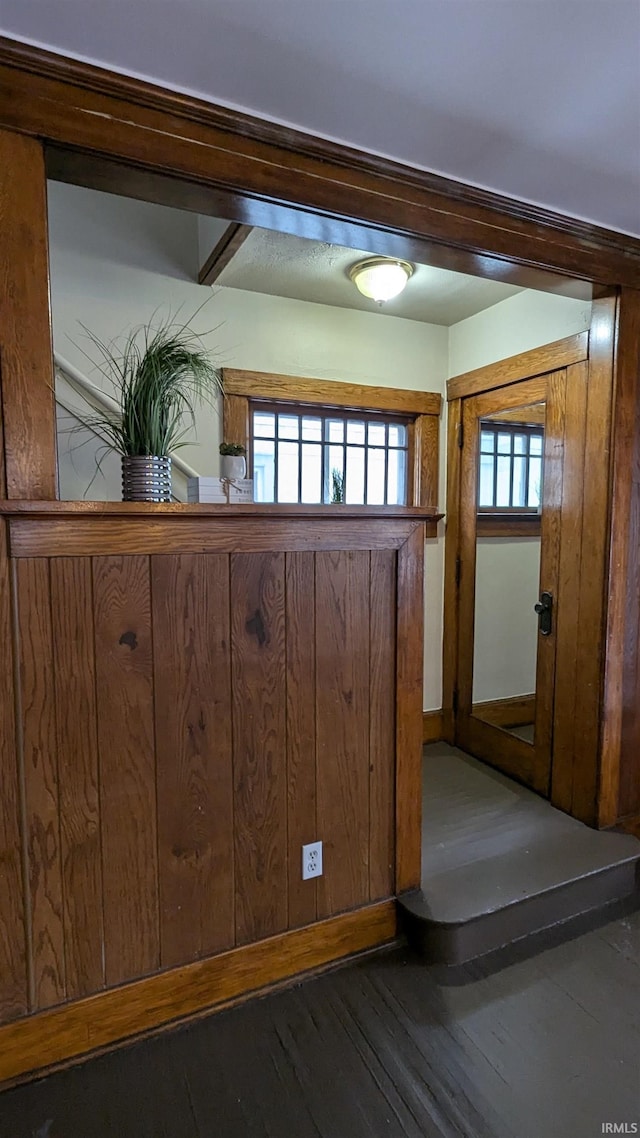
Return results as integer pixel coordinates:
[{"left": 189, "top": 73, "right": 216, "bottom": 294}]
[{"left": 0, "top": 503, "right": 426, "bottom": 1082}]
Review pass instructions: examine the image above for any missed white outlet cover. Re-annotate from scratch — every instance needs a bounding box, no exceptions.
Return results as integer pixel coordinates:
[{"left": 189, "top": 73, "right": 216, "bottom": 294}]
[{"left": 302, "top": 841, "right": 323, "bottom": 880}]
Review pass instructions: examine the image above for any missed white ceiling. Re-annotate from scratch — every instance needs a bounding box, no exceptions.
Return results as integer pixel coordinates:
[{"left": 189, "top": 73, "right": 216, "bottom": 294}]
[
  {"left": 3, "top": 1, "right": 639, "bottom": 236},
  {"left": 215, "top": 228, "right": 523, "bottom": 325}
]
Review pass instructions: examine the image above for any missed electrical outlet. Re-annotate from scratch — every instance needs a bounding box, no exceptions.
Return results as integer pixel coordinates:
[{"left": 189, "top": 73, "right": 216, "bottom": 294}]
[{"left": 302, "top": 840, "right": 323, "bottom": 880}]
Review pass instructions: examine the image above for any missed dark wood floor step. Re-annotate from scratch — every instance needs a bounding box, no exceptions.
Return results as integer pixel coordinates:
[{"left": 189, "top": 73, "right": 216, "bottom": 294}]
[{"left": 400, "top": 744, "right": 640, "bottom": 965}]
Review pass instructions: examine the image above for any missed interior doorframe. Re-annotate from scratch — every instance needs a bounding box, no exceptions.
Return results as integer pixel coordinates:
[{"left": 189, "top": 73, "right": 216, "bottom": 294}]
[
  {"left": 0, "top": 42, "right": 638, "bottom": 826},
  {"left": 443, "top": 300, "right": 617, "bottom": 825},
  {"left": 456, "top": 372, "right": 558, "bottom": 797}
]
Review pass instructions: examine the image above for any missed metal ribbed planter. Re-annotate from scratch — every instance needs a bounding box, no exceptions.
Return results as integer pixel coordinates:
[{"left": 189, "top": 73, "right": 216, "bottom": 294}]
[{"left": 122, "top": 456, "right": 172, "bottom": 502}]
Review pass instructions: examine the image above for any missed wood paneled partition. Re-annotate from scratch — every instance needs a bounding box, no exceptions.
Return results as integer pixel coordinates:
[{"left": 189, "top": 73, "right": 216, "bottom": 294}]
[{"left": 0, "top": 503, "right": 428, "bottom": 1082}]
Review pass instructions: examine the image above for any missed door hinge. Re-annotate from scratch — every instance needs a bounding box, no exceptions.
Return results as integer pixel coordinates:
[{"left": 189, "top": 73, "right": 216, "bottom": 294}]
[
  {"left": 452, "top": 687, "right": 459, "bottom": 716},
  {"left": 455, "top": 556, "right": 462, "bottom": 588},
  {"left": 457, "top": 421, "right": 464, "bottom": 449}
]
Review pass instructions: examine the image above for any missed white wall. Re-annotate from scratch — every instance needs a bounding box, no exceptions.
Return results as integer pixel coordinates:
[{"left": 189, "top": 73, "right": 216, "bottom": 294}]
[
  {"left": 48, "top": 181, "right": 448, "bottom": 709},
  {"left": 448, "top": 289, "right": 592, "bottom": 377},
  {"left": 473, "top": 537, "right": 541, "bottom": 704}
]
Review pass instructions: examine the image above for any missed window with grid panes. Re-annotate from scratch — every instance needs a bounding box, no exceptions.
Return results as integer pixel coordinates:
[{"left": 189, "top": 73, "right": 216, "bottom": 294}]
[
  {"left": 251, "top": 404, "right": 409, "bottom": 505},
  {"left": 478, "top": 422, "right": 544, "bottom": 511}
]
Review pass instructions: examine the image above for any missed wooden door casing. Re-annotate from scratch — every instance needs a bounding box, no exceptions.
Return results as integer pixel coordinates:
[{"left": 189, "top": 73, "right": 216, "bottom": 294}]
[{"left": 445, "top": 311, "right": 617, "bottom": 823}]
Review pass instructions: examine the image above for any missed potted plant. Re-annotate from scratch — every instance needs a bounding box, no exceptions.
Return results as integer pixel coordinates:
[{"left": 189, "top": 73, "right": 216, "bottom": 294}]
[
  {"left": 219, "top": 442, "right": 247, "bottom": 480},
  {"left": 72, "top": 312, "right": 223, "bottom": 502}
]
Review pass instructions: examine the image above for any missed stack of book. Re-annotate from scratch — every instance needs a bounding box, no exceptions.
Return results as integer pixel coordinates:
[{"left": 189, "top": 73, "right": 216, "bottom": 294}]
[{"left": 187, "top": 477, "right": 254, "bottom": 504}]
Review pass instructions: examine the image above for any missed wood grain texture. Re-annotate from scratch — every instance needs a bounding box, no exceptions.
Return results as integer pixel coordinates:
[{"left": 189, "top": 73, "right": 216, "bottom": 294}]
[
  {"left": 488, "top": 404, "right": 547, "bottom": 425},
  {"left": 442, "top": 399, "right": 462, "bottom": 743},
  {"left": 601, "top": 290, "right": 640, "bottom": 823},
  {"left": 455, "top": 398, "right": 481, "bottom": 733},
  {"left": 369, "top": 551, "right": 397, "bottom": 901},
  {"left": 8, "top": 516, "right": 432, "bottom": 558},
  {"left": 1, "top": 41, "right": 638, "bottom": 286},
  {"left": 316, "top": 551, "right": 371, "bottom": 916},
  {"left": 231, "top": 553, "right": 287, "bottom": 943},
  {"left": 93, "top": 556, "right": 159, "bottom": 985},
  {"left": 0, "top": 130, "right": 56, "bottom": 498},
  {"left": 412, "top": 414, "right": 440, "bottom": 508},
  {"left": 476, "top": 513, "right": 541, "bottom": 537},
  {"left": 550, "top": 363, "right": 589, "bottom": 813},
  {"left": 50, "top": 558, "right": 104, "bottom": 1000},
  {"left": 222, "top": 394, "right": 250, "bottom": 465},
  {"left": 447, "top": 333, "right": 588, "bottom": 401},
  {"left": 285, "top": 553, "right": 317, "bottom": 929},
  {"left": 422, "top": 711, "right": 444, "bottom": 744},
  {"left": 16, "top": 558, "right": 65, "bottom": 1009},
  {"left": 472, "top": 694, "right": 536, "bottom": 728},
  {"left": 0, "top": 387, "right": 27, "bottom": 1023},
  {"left": 222, "top": 368, "right": 442, "bottom": 417},
  {"left": 0, "top": 519, "right": 27, "bottom": 1022},
  {"left": 571, "top": 297, "right": 616, "bottom": 822},
  {"left": 152, "top": 554, "right": 234, "bottom": 967},
  {"left": 0, "top": 901, "right": 397, "bottom": 1086},
  {"left": 198, "top": 223, "right": 252, "bottom": 286},
  {"left": 395, "top": 526, "right": 425, "bottom": 893},
  {"left": 0, "top": 501, "right": 439, "bottom": 520}
]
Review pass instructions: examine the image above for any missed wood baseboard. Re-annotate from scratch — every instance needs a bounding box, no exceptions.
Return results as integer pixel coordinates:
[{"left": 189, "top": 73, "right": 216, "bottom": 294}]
[
  {"left": 472, "top": 693, "right": 535, "bottom": 729},
  {"left": 423, "top": 710, "right": 444, "bottom": 744},
  {"left": 0, "top": 901, "right": 396, "bottom": 1087}
]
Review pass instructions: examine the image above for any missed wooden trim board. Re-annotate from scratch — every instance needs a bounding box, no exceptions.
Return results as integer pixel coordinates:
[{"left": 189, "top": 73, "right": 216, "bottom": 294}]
[
  {"left": 0, "top": 130, "right": 57, "bottom": 499},
  {"left": 472, "top": 694, "right": 536, "bottom": 728},
  {"left": 423, "top": 710, "right": 444, "bottom": 744},
  {"left": 447, "top": 332, "right": 588, "bottom": 401},
  {"left": 476, "top": 513, "right": 542, "bottom": 537},
  {"left": 395, "top": 525, "right": 425, "bottom": 893},
  {"left": 222, "top": 369, "right": 442, "bottom": 417},
  {"left": 442, "top": 397, "right": 462, "bottom": 744},
  {"left": 0, "top": 901, "right": 396, "bottom": 1086},
  {"left": 198, "top": 223, "right": 252, "bottom": 286},
  {"left": 1, "top": 40, "right": 639, "bottom": 287},
  {"left": 7, "top": 516, "right": 431, "bottom": 558},
  {"left": 600, "top": 289, "right": 640, "bottom": 824}
]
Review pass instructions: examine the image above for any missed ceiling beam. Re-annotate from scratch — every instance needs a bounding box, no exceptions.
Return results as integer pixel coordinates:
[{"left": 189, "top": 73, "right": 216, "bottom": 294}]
[{"left": 198, "top": 223, "right": 252, "bottom": 287}]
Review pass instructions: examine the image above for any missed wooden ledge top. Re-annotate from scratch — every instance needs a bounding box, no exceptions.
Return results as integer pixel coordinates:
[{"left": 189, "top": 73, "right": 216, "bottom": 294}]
[{"left": 0, "top": 500, "right": 442, "bottom": 522}]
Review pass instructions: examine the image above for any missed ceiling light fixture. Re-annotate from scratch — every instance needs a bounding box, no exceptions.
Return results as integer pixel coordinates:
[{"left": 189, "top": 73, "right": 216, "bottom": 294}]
[{"left": 349, "top": 257, "right": 414, "bottom": 303}]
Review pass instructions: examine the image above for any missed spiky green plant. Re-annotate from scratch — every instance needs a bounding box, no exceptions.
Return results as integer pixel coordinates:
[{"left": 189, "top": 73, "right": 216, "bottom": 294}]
[
  {"left": 331, "top": 467, "right": 345, "bottom": 503},
  {"left": 71, "top": 311, "right": 223, "bottom": 458}
]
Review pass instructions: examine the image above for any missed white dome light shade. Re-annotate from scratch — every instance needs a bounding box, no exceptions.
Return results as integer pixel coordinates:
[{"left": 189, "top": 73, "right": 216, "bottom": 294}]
[{"left": 349, "top": 258, "right": 414, "bottom": 303}]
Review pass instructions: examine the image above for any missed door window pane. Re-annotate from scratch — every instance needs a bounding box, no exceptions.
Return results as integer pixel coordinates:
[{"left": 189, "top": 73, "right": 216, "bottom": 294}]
[{"left": 478, "top": 421, "right": 544, "bottom": 511}]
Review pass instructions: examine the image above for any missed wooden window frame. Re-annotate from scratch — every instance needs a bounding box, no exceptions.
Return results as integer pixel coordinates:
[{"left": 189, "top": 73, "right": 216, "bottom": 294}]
[
  {"left": 476, "top": 419, "right": 544, "bottom": 537},
  {"left": 222, "top": 369, "right": 442, "bottom": 509}
]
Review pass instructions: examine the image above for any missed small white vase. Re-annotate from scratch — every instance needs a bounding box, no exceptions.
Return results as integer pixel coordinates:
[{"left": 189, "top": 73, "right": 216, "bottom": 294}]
[{"left": 220, "top": 454, "right": 246, "bottom": 479}]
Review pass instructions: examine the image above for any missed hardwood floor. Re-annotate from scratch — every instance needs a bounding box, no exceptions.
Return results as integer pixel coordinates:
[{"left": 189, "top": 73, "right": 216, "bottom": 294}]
[{"left": 1, "top": 909, "right": 639, "bottom": 1138}]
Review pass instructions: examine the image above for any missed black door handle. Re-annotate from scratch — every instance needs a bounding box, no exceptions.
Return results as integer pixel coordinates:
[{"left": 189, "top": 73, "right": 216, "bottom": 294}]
[{"left": 534, "top": 591, "right": 553, "bottom": 636}]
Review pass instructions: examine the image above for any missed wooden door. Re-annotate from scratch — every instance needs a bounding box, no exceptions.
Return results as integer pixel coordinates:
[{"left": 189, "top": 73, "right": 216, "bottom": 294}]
[{"left": 456, "top": 371, "right": 566, "bottom": 794}]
